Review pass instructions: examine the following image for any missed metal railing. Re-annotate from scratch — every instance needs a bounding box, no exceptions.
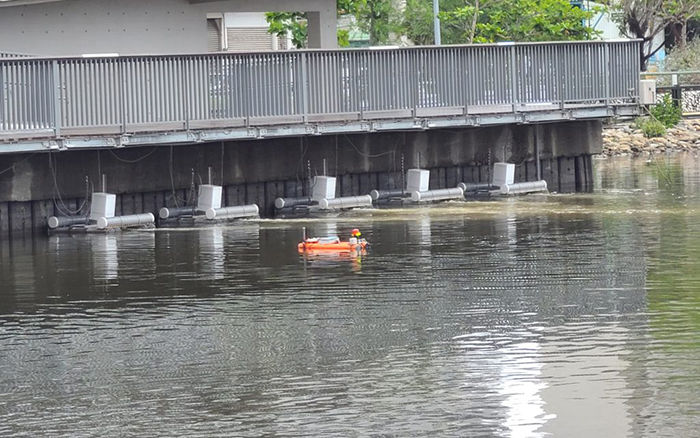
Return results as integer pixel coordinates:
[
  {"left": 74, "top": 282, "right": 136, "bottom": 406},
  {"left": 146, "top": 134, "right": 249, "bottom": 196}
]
[
  {"left": 0, "top": 40, "right": 641, "bottom": 138},
  {"left": 640, "top": 71, "right": 700, "bottom": 116}
]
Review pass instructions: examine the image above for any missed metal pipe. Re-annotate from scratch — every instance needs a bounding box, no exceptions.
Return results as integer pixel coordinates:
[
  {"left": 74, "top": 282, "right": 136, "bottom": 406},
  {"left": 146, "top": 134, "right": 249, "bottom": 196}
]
[
  {"left": 457, "top": 182, "right": 498, "bottom": 192},
  {"left": 318, "top": 195, "right": 373, "bottom": 210},
  {"left": 500, "top": 180, "right": 548, "bottom": 195},
  {"left": 158, "top": 206, "right": 197, "bottom": 219},
  {"left": 411, "top": 187, "right": 464, "bottom": 202},
  {"left": 47, "top": 215, "right": 89, "bottom": 229},
  {"left": 369, "top": 189, "right": 408, "bottom": 200},
  {"left": 274, "top": 197, "right": 313, "bottom": 209},
  {"left": 96, "top": 213, "right": 155, "bottom": 229},
  {"left": 433, "top": 0, "right": 441, "bottom": 46},
  {"left": 205, "top": 204, "right": 259, "bottom": 220}
]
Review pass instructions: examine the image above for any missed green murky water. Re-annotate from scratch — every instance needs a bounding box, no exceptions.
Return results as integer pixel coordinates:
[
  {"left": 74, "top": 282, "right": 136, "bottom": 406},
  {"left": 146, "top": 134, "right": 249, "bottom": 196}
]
[{"left": 0, "top": 154, "right": 698, "bottom": 437}]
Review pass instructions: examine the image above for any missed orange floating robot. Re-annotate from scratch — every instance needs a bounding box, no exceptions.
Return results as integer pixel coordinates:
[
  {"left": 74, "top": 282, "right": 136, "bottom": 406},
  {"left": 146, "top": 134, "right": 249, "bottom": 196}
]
[{"left": 297, "top": 228, "right": 368, "bottom": 253}]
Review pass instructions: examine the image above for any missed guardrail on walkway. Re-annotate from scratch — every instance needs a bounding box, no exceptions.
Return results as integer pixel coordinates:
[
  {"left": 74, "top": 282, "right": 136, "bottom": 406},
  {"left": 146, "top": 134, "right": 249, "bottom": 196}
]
[
  {"left": 641, "top": 71, "right": 700, "bottom": 116},
  {"left": 1, "top": 40, "right": 640, "bottom": 144}
]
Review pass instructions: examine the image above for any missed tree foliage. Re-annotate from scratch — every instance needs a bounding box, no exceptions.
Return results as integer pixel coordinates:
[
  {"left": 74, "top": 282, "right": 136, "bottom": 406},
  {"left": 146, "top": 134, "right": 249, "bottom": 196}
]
[
  {"left": 265, "top": 12, "right": 309, "bottom": 48},
  {"left": 605, "top": 0, "right": 700, "bottom": 69},
  {"left": 355, "top": 0, "right": 402, "bottom": 45},
  {"left": 269, "top": 0, "right": 606, "bottom": 49},
  {"left": 404, "top": 0, "right": 600, "bottom": 45},
  {"left": 665, "top": 0, "right": 700, "bottom": 49},
  {"left": 266, "top": 1, "right": 400, "bottom": 48}
]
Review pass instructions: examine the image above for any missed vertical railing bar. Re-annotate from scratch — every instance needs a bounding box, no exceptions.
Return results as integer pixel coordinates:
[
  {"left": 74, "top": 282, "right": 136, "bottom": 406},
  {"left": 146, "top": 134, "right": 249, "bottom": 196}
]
[
  {"left": 66, "top": 61, "right": 73, "bottom": 129},
  {"left": 94, "top": 60, "right": 101, "bottom": 126},
  {"left": 52, "top": 59, "right": 61, "bottom": 137},
  {"left": 133, "top": 58, "right": 140, "bottom": 125},
  {"left": 27, "top": 62, "right": 34, "bottom": 130},
  {"left": 244, "top": 55, "right": 251, "bottom": 125},
  {"left": 27, "top": 61, "right": 33, "bottom": 129},
  {"left": 154, "top": 57, "right": 160, "bottom": 122},
  {"left": 199, "top": 56, "right": 206, "bottom": 120},
  {"left": 0, "top": 63, "right": 5, "bottom": 130},
  {"left": 98, "top": 60, "right": 105, "bottom": 126},
  {"left": 181, "top": 57, "right": 189, "bottom": 129},
  {"left": 510, "top": 46, "right": 517, "bottom": 110},
  {"left": 28, "top": 62, "right": 35, "bottom": 130},
  {"left": 557, "top": 47, "right": 564, "bottom": 110},
  {"left": 0, "top": 62, "right": 4, "bottom": 130},
  {"left": 89, "top": 60, "right": 96, "bottom": 127},
  {"left": 28, "top": 62, "right": 35, "bottom": 129},
  {"left": 9, "top": 62, "right": 15, "bottom": 129}
]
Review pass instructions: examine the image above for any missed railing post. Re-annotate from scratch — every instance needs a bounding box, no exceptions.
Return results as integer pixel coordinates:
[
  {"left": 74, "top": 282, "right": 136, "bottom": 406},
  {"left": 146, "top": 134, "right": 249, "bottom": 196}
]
[
  {"left": 244, "top": 55, "right": 252, "bottom": 127},
  {"left": 119, "top": 59, "right": 126, "bottom": 134},
  {"left": 604, "top": 43, "right": 610, "bottom": 106},
  {"left": 51, "top": 60, "right": 62, "bottom": 137},
  {"left": 510, "top": 44, "right": 518, "bottom": 114},
  {"left": 0, "top": 62, "right": 4, "bottom": 131},
  {"left": 300, "top": 52, "right": 309, "bottom": 123},
  {"left": 360, "top": 51, "right": 366, "bottom": 119},
  {"left": 181, "top": 57, "right": 190, "bottom": 131},
  {"left": 557, "top": 47, "right": 565, "bottom": 110},
  {"left": 412, "top": 50, "right": 419, "bottom": 117}
]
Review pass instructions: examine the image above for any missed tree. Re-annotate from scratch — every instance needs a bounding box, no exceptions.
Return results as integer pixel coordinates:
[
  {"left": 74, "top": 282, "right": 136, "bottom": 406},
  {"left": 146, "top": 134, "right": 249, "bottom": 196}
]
[
  {"left": 607, "top": 0, "right": 700, "bottom": 69},
  {"left": 265, "top": 12, "right": 309, "bottom": 48},
  {"left": 604, "top": 0, "right": 667, "bottom": 70},
  {"left": 666, "top": 0, "right": 700, "bottom": 49},
  {"left": 266, "top": 1, "right": 400, "bottom": 48},
  {"left": 265, "top": 1, "right": 365, "bottom": 48},
  {"left": 355, "top": 0, "right": 401, "bottom": 45},
  {"left": 403, "top": 0, "right": 464, "bottom": 45},
  {"left": 404, "top": 0, "right": 600, "bottom": 45}
]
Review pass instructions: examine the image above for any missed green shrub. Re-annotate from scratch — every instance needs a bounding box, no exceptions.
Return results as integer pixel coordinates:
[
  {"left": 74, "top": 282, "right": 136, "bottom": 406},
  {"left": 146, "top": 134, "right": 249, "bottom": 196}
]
[
  {"left": 639, "top": 118, "right": 666, "bottom": 138},
  {"left": 650, "top": 94, "right": 682, "bottom": 128}
]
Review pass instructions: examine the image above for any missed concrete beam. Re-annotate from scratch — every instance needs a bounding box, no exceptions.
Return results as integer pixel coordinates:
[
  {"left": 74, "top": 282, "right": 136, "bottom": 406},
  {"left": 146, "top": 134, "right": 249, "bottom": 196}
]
[{"left": 0, "top": 121, "right": 603, "bottom": 204}]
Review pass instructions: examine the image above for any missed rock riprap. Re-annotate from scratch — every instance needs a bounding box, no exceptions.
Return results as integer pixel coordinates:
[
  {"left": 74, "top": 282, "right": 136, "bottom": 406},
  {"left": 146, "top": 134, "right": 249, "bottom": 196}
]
[{"left": 602, "top": 119, "right": 700, "bottom": 156}]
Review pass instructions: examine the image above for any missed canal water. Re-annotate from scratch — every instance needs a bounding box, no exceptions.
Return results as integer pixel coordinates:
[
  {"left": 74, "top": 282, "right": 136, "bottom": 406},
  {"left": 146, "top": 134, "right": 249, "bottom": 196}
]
[{"left": 1, "top": 154, "right": 699, "bottom": 437}]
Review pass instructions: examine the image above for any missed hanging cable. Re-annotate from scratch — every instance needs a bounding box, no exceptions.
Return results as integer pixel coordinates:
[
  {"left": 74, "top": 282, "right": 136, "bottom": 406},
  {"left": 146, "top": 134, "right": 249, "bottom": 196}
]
[
  {"left": 109, "top": 147, "right": 157, "bottom": 163},
  {"left": 343, "top": 134, "right": 395, "bottom": 158},
  {"left": 49, "top": 152, "right": 89, "bottom": 216},
  {"left": 169, "top": 146, "right": 180, "bottom": 208}
]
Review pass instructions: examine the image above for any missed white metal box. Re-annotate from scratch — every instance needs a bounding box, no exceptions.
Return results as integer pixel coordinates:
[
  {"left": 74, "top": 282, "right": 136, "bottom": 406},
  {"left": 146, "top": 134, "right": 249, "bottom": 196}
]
[
  {"left": 639, "top": 79, "right": 657, "bottom": 105},
  {"left": 492, "top": 162, "right": 515, "bottom": 188},
  {"left": 406, "top": 168, "right": 430, "bottom": 192},
  {"left": 197, "top": 184, "right": 222, "bottom": 211},
  {"left": 311, "top": 176, "right": 336, "bottom": 201},
  {"left": 90, "top": 192, "right": 116, "bottom": 220}
]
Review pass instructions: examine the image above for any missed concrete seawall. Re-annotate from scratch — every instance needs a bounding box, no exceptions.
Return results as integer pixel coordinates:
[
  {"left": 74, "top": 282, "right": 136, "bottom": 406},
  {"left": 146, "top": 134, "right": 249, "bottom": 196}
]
[{"left": 0, "top": 121, "right": 601, "bottom": 238}]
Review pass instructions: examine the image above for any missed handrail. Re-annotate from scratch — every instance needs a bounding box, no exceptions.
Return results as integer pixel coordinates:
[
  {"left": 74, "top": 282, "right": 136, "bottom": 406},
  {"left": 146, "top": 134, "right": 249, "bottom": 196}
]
[{"left": 640, "top": 71, "right": 700, "bottom": 77}]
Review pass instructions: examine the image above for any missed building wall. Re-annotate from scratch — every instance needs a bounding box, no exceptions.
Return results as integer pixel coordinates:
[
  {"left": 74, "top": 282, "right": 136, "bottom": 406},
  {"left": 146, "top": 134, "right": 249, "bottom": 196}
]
[
  {"left": 224, "top": 12, "right": 279, "bottom": 51},
  {"left": 0, "top": 0, "right": 336, "bottom": 56}
]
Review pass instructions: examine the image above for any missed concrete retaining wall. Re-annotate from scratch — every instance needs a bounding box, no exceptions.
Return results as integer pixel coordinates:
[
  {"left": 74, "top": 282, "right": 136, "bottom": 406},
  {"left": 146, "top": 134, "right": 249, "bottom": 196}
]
[{"left": 0, "top": 121, "right": 601, "bottom": 238}]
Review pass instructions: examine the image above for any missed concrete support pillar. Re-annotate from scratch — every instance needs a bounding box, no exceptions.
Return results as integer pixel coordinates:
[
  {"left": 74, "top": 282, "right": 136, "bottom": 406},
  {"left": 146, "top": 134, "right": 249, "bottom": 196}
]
[{"left": 306, "top": 9, "right": 336, "bottom": 49}]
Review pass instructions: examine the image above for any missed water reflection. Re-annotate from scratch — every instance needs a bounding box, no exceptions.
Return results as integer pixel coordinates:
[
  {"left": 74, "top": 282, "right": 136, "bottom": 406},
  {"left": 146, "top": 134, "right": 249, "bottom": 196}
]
[
  {"left": 0, "top": 156, "right": 698, "bottom": 436},
  {"left": 197, "top": 228, "right": 225, "bottom": 281},
  {"left": 90, "top": 234, "right": 119, "bottom": 281}
]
